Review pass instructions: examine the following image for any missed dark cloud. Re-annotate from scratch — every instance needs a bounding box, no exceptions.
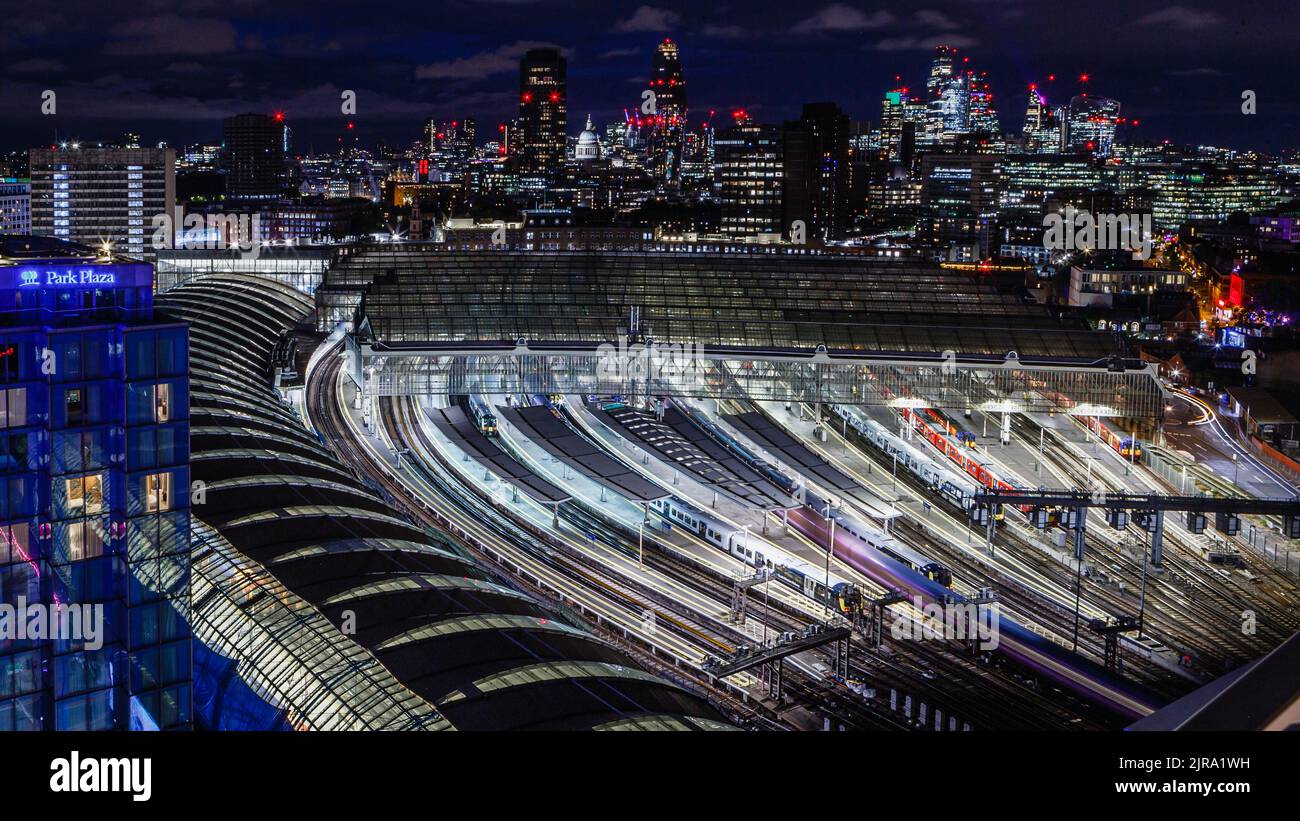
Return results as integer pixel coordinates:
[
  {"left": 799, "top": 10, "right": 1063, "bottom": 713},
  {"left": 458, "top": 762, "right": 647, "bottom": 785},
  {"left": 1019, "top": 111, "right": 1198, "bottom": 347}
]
[
  {"left": 613, "top": 5, "right": 682, "bottom": 33},
  {"left": 1134, "top": 5, "right": 1227, "bottom": 30},
  {"left": 792, "top": 5, "right": 896, "bottom": 34}
]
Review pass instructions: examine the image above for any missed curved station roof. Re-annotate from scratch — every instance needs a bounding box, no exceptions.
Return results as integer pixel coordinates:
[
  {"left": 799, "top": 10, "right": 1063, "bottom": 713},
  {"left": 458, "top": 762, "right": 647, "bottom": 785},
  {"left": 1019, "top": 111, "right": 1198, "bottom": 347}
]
[
  {"left": 347, "top": 248, "right": 1115, "bottom": 360},
  {"left": 163, "top": 275, "right": 731, "bottom": 731}
]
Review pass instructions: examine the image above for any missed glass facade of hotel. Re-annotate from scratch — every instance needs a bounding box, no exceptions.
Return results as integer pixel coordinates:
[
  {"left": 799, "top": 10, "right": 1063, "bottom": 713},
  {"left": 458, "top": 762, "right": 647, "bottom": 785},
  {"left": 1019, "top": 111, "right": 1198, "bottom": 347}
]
[{"left": 1, "top": 242, "right": 190, "bottom": 730}]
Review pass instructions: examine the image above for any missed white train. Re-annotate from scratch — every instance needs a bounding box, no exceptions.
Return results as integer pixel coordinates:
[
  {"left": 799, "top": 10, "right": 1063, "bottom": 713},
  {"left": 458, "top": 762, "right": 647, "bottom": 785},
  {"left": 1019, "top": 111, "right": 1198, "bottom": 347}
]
[
  {"left": 833, "top": 405, "right": 981, "bottom": 513},
  {"left": 649, "top": 497, "right": 858, "bottom": 613}
]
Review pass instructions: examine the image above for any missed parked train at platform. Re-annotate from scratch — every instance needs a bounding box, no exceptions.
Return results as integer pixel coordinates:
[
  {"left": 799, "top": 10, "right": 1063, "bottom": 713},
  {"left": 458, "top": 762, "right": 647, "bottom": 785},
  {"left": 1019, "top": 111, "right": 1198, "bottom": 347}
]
[
  {"left": 680, "top": 404, "right": 799, "bottom": 495},
  {"left": 832, "top": 405, "right": 982, "bottom": 514},
  {"left": 1083, "top": 416, "right": 1142, "bottom": 461},
  {"left": 467, "top": 395, "right": 498, "bottom": 436},
  {"left": 648, "top": 497, "right": 858, "bottom": 615}
]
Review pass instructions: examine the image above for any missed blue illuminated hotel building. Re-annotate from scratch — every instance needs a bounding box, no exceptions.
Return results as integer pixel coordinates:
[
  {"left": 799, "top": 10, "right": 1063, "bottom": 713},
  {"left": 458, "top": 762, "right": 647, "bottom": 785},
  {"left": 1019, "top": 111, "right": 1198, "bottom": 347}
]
[{"left": 1, "top": 235, "right": 190, "bottom": 730}]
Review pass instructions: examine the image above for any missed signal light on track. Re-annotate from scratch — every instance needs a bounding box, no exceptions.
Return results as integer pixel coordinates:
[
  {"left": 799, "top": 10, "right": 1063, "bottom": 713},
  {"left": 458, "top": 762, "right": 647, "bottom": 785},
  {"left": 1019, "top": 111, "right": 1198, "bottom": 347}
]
[
  {"left": 1215, "top": 511, "right": 1241, "bottom": 537},
  {"left": 1132, "top": 510, "right": 1155, "bottom": 532},
  {"left": 1106, "top": 508, "right": 1128, "bottom": 530},
  {"left": 1186, "top": 511, "right": 1207, "bottom": 533},
  {"left": 1284, "top": 514, "right": 1300, "bottom": 539}
]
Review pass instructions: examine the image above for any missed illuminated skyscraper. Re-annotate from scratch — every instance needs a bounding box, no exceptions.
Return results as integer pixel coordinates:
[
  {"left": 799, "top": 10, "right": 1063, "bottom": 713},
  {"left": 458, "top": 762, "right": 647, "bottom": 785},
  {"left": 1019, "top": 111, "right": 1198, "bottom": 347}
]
[
  {"left": 880, "top": 88, "right": 912, "bottom": 163},
  {"left": 924, "top": 45, "right": 960, "bottom": 146},
  {"left": 1065, "top": 95, "right": 1122, "bottom": 157},
  {"left": 716, "top": 112, "right": 783, "bottom": 237},
  {"left": 646, "top": 38, "right": 687, "bottom": 186},
  {"left": 518, "top": 48, "right": 567, "bottom": 177},
  {"left": 1021, "top": 86, "right": 1060, "bottom": 153},
  {"left": 967, "top": 71, "right": 1000, "bottom": 136}
]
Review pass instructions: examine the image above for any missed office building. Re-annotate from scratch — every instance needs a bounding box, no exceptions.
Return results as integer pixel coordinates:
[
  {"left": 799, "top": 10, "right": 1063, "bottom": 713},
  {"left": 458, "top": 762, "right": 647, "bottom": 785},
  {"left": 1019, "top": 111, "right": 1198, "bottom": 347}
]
[
  {"left": 1065, "top": 95, "right": 1122, "bottom": 157},
  {"left": 518, "top": 48, "right": 567, "bottom": 177},
  {"left": 646, "top": 38, "right": 688, "bottom": 186},
  {"left": 0, "top": 181, "right": 31, "bottom": 235},
  {"left": 920, "top": 153, "right": 1001, "bottom": 259},
  {"left": 223, "top": 112, "right": 291, "bottom": 200},
  {"left": 716, "top": 117, "right": 783, "bottom": 237},
  {"left": 29, "top": 147, "right": 176, "bottom": 260},
  {"left": 783, "top": 102, "right": 851, "bottom": 243}
]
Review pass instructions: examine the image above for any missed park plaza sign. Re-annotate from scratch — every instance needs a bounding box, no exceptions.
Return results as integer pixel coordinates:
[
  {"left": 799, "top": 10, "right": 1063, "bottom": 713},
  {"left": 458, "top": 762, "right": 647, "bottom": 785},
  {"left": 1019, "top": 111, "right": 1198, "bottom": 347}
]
[
  {"left": 19, "top": 267, "right": 116, "bottom": 287},
  {"left": 2, "top": 263, "right": 151, "bottom": 292}
]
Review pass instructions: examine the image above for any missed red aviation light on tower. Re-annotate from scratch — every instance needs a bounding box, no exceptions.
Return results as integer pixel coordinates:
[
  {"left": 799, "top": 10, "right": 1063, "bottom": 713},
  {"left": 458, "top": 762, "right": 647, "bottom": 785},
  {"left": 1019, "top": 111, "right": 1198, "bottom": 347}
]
[
  {"left": 548, "top": 91, "right": 560, "bottom": 103},
  {"left": 273, "top": 111, "right": 285, "bottom": 122},
  {"left": 1079, "top": 72, "right": 1091, "bottom": 83},
  {"left": 1048, "top": 73, "right": 1057, "bottom": 82}
]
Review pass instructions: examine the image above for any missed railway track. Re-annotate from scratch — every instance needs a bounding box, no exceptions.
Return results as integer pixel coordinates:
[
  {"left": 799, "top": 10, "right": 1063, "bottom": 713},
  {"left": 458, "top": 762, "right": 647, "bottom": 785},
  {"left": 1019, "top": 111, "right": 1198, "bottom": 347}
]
[
  {"left": 1030, "top": 421, "right": 1299, "bottom": 675},
  {"left": 305, "top": 347, "right": 790, "bottom": 726}
]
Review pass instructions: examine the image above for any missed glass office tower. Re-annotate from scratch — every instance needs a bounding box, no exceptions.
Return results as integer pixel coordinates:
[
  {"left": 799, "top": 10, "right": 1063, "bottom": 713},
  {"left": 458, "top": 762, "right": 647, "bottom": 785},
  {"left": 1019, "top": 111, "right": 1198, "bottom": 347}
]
[{"left": 0, "top": 236, "right": 190, "bottom": 730}]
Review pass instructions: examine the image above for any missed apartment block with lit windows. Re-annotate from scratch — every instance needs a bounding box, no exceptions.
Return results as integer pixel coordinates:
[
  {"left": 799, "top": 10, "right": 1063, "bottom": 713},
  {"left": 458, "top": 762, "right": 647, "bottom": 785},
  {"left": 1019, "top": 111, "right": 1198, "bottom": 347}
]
[{"left": 0, "top": 235, "right": 190, "bottom": 730}]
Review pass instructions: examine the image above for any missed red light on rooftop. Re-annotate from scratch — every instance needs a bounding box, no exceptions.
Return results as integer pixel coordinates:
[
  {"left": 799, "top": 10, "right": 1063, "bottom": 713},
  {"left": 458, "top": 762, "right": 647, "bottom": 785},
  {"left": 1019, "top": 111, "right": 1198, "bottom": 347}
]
[
  {"left": 273, "top": 111, "right": 285, "bottom": 122},
  {"left": 1079, "top": 72, "right": 1091, "bottom": 83},
  {"left": 522, "top": 91, "right": 533, "bottom": 103},
  {"left": 549, "top": 91, "right": 560, "bottom": 102},
  {"left": 1048, "top": 73, "right": 1056, "bottom": 81}
]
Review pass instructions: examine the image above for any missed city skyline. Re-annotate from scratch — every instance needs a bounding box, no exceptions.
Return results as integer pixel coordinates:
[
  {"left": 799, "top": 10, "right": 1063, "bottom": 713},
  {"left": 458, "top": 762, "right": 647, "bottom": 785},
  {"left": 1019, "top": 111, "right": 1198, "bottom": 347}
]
[{"left": 1, "top": 1, "right": 1298, "bottom": 154}]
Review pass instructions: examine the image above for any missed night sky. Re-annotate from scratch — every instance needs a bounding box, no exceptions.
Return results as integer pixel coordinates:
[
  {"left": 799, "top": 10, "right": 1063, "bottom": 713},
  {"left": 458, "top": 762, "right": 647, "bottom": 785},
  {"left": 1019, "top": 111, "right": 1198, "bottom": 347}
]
[{"left": 2, "top": 0, "right": 1297, "bottom": 155}]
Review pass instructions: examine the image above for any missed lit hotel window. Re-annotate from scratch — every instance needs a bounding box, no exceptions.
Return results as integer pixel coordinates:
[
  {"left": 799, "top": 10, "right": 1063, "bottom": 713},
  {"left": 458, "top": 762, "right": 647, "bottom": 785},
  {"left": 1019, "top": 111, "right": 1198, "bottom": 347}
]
[
  {"left": 66, "top": 473, "right": 104, "bottom": 515},
  {"left": 146, "top": 472, "right": 173, "bottom": 513},
  {"left": 154, "top": 383, "right": 171, "bottom": 422}
]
